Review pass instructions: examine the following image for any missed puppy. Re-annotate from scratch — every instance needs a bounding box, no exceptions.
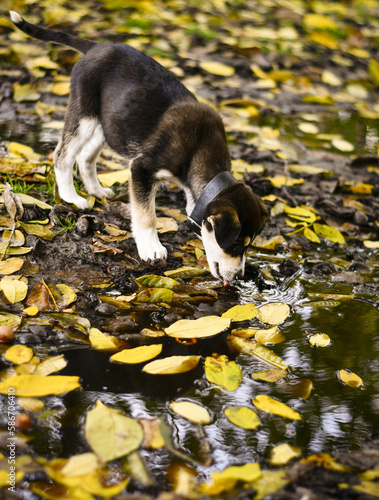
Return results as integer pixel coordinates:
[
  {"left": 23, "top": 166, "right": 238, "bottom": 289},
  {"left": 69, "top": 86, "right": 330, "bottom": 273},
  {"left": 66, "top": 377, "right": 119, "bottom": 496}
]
[{"left": 10, "top": 11, "right": 267, "bottom": 284}]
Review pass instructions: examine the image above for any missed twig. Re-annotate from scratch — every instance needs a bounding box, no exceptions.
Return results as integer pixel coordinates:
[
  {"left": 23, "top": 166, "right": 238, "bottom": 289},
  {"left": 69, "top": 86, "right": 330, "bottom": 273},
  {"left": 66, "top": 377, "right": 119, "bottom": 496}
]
[{"left": 1, "top": 222, "right": 16, "bottom": 261}]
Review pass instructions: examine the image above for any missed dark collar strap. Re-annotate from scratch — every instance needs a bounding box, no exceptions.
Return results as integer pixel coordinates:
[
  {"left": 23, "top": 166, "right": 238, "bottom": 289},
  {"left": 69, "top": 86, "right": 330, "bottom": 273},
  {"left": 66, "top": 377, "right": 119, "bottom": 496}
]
[{"left": 187, "top": 171, "right": 237, "bottom": 235}]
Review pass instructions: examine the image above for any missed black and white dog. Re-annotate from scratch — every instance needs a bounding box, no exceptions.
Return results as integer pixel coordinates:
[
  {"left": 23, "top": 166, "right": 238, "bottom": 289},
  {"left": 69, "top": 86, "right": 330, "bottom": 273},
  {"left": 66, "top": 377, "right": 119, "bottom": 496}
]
[{"left": 10, "top": 11, "right": 267, "bottom": 283}]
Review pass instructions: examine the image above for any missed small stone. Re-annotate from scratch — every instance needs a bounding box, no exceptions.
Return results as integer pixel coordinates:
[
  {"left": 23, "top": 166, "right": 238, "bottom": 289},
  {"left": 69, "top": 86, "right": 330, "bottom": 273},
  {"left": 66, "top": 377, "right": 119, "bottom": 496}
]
[{"left": 94, "top": 303, "right": 118, "bottom": 316}]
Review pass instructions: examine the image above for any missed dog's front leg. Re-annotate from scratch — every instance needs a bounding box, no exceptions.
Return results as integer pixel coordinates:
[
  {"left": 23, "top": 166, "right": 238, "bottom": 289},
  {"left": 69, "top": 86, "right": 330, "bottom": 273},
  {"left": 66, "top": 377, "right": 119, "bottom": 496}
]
[{"left": 129, "top": 159, "right": 167, "bottom": 261}]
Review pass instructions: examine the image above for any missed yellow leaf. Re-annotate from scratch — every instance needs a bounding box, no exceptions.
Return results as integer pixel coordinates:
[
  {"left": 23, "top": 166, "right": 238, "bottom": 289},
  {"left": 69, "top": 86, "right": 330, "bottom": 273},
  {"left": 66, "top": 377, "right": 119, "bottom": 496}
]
[
  {"left": 269, "top": 443, "right": 301, "bottom": 466},
  {"left": 89, "top": 327, "right": 123, "bottom": 351},
  {"left": 56, "top": 284, "right": 77, "bottom": 308},
  {"left": 157, "top": 216, "right": 178, "bottom": 233},
  {"left": 7, "top": 142, "right": 41, "bottom": 161},
  {"left": 34, "top": 355, "right": 67, "bottom": 376},
  {"left": 4, "top": 345, "right": 33, "bottom": 364},
  {"left": 284, "top": 205, "right": 317, "bottom": 224},
  {"left": 204, "top": 354, "right": 242, "bottom": 391},
  {"left": 98, "top": 168, "right": 129, "bottom": 187},
  {"left": 60, "top": 453, "right": 100, "bottom": 477},
  {"left": 170, "top": 401, "right": 211, "bottom": 424},
  {"left": 0, "top": 277, "right": 27, "bottom": 303},
  {"left": 252, "top": 235, "right": 287, "bottom": 250},
  {"left": 228, "top": 336, "right": 288, "bottom": 369},
  {"left": 1, "top": 229, "right": 25, "bottom": 247},
  {"left": 0, "top": 257, "right": 24, "bottom": 275},
  {"left": 199, "top": 61, "right": 235, "bottom": 76},
  {"left": 15, "top": 193, "right": 52, "bottom": 209},
  {"left": 222, "top": 303, "right": 258, "bottom": 321},
  {"left": 302, "top": 93, "right": 335, "bottom": 104},
  {"left": 339, "top": 369, "right": 363, "bottom": 388},
  {"left": 224, "top": 406, "right": 261, "bottom": 430},
  {"left": 309, "top": 333, "right": 331, "bottom": 347},
  {"left": 255, "top": 326, "right": 285, "bottom": 345},
  {"left": 12, "top": 83, "right": 41, "bottom": 103},
  {"left": 164, "top": 266, "right": 208, "bottom": 279},
  {"left": 85, "top": 400, "right": 143, "bottom": 462},
  {"left": 313, "top": 223, "right": 345, "bottom": 244},
  {"left": 250, "top": 470, "right": 289, "bottom": 500},
  {"left": 353, "top": 480, "right": 379, "bottom": 497},
  {"left": 136, "top": 274, "right": 180, "bottom": 288},
  {"left": 111, "top": 344, "right": 162, "bottom": 364},
  {"left": 253, "top": 395, "right": 302, "bottom": 420},
  {"left": 304, "top": 13, "right": 337, "bottom": 30},
  {"left": 298, "top": 122, "right": 319, "bottom": 134},
  {"left": 0, "top": 374, "right": 80, "bottom": 396},
  {"left": 321, "top": 70, "right": 342, "bottom": 86},
  {"left": 268, "top": 175, "right": 304, "bottom": 188},
  {"left": 331, "top": 138, "right": 354, "bottom": 152},
  {"left": 52, "top": 81, "right": 70, "bottom": 95},
  {"left": 251, "top": 369, "right": 287, "bottom": 382},
  {"left": 17, "top": 397, "right": 45, "bottom": 412},
  {"left": 0, "top": 311, "right": 22, "bottom": 328},
  {"left": 363, "top": 240, "right": 379, "bottom": 249},
  {"left": 201, "top": 463, "right": 261, "bottom": 495},
  {"left": 257, "top": 302, "right": 290, "bottom": 325},
  {"left": 142, "top": 355, "right": 201, "bottom": 375},
  {"left": 165, "top": 315, "right": 230, "bottom": 339},
  {"left": 368, "top": 58, "right": 379, "bottom": 86},
  {"left": 304, "top": 227, "right": 321, "bottom": 243}
]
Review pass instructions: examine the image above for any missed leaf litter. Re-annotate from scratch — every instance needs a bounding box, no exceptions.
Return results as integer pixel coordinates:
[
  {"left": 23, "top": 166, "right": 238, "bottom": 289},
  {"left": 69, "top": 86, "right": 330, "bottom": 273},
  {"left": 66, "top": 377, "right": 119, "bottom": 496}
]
[{"left": 0, "top": 0, "right": 379, "bottom": 497}]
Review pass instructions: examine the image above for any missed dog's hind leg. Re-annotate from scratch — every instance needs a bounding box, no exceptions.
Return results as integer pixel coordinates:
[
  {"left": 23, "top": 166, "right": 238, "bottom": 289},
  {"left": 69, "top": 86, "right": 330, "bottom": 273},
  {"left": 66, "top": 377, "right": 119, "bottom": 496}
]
[
  {"left": 76, "top": 119, "right": 114, "bottom": 200},
  {"left": 129, "top": 157, "right": 167, "bottom": 261}
]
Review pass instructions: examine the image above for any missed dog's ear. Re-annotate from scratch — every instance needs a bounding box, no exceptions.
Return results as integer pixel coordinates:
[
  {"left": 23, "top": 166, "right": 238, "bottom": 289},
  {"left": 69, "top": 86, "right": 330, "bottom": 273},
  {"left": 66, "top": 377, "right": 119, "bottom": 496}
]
[{"left": 205, "top": 207, "right": 241, "bottom": 249}]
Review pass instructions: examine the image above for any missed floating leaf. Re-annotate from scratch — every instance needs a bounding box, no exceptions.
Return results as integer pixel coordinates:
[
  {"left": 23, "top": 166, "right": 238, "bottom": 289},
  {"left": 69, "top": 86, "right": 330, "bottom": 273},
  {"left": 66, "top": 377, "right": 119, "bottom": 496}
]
[
  {"left": 135, "top": 274, "right": 180, "bottom": 289},
  {"left": 34, "top": 355, "right": 67, "bottom": 376},
  {"left": 89, "top": 327, "right": 123, "bottom": 351},
  {"left": 339, "top": 369, "right": 363, "bottom": 388},
  {"left": 252, "top": 369, "right": 287, "bottom": 382},
  {"left": 255, "top": 326, "right": 285, "bottom": 345},
  {"left": 0, "top": 277, "right": 27, "bottom": 303},
  {"left": 142, "top": 355, "right": 201, "bottom": 375},
  {"left": 201, "top": 463, "right": 261, "bottom": 495},
  {"left": 309, "top": 333, "right": 331, "bottom": 347},
  {"left": 270, "top": 443, "right": 301, "bottom": 466},
  {"left": 165, "top": 315, "right": 230, "bottom": 339},
  {"left": 0, "top": 374, "right": 80, "bottom": 396},
  {"left": 228, "top": 336, "right": 288, "bottom": 369},
  {"left": 4, "top": 345, "right": 33, "bottom": 365},
  {"left": 170, "top": 401, "right": 211, "bottom": 424},
  {"left": 313, "top": 223, "right": 345, "bottom": 244},
  {"left": 224, "top": 406, "right": 261, "bottom": 430},
  {"left": 85, "top": 400, "right": 143, "bottom": 462},
  {"left": 204, "top": 354, "right": 242, "bottom": 391},
  {"left": 221, "top": 303, "right": 258, "bottom": 321},
  {"left": 331, "top": 138, "right": 354, "bottom": 152},
  {"left": 257, "top": 302, "right": 290, "bottom": 325},
  {"left": 111, "top": 344, "right": 162, "bottom": 364},
  {"left": 253, "top": 395, "right": 302, "bottom": 420},
  {"left": 199, "top": 60, "right": 235, "bottom": 76},
  {"left": 0, "top": 257, "right": 24, "bottom": 275}
]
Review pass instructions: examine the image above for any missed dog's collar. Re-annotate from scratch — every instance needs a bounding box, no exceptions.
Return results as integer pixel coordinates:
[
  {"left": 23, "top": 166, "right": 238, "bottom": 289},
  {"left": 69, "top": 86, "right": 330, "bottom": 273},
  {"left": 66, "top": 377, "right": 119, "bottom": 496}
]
[{"left": 187, "top": 171, "right": 238, "bottom": 235}]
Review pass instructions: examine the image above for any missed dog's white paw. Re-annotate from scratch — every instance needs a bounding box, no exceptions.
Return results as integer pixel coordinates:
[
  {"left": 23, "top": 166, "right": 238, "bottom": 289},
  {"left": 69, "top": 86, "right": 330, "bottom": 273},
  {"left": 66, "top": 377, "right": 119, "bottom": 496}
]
[
  {"left": 89, "top": 187, "right": 115, "bottom": 199},
  {"left": 61, "top": 194, "right": 89, "bottom": 209},
  {"left": 135, "top": 230, "right": 167, "bottom": 261}
]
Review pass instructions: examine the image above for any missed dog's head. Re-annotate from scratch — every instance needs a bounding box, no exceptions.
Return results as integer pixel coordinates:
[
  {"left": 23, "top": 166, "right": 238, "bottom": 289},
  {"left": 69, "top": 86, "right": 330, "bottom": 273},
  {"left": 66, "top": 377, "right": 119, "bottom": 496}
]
[{"left": 201, "top": 183, "right": 267, "bottom": 284}]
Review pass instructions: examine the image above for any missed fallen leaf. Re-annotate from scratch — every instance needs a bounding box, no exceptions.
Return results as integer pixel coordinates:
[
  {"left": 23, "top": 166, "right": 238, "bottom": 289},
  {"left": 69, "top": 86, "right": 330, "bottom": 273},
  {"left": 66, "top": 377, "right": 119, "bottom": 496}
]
[
  {"left": 224, "top": 406, "right": 261, "bottom": 430},
  {"left": 313, "top": 223, "right": 345, "bottom": 244},
  {"left": 251, "top": 369, "right": 287, "bottom": 382},
  {"left": 228, "top": 336, "right": 289, "bottom": 369},
  {"left": 111, "top": 344, "right": 162, "bottom": 364},
  {"left": 309, "top": 333, "right": 331, "bottom": 347},
  {"left": 221, "top": 303, "right": 258, "bottom": 321},
  {"left": 204, "top": 354, "right": 242, "bottom": 391},
  {"left": 270, "top": 443, "right": 301, "bottom": 466},
  {"left": 89, "top": 327, "right": 123, "bottom": 351},
  {"left": 170, "top": 401, "right": 211, "bottom": 424},
  {"left": 253, "top": 395, "right": 302, "bottom": 420},
  {"left": 199, "top": 60, "right": 235, "bottom": 76},
  {"left": 0, "top": 374, "right": 80, "bottom": 396},
  {"left": 135, "top": 274, "right": 180, "bottom": 288},
  {"left": 0, "top": 257, "right": 24, "bottom": 275},
  {"left": 165, "top": 315, "right": 230, "bottom": 339},
  {"left": 257, "top": 303, "right": 290, "bottom": 325},
  {"left": 331, "top": 138, "right": 354, "bottom": 152},
  {"left": 4, "top": 345, "right": 33, "bottom": 365},
  {"left": 142, "top": 355, "right": 201, "bottom": 374},
  {"left": 0, "top": 277, "right": 28, "bottom": 303},
  {"left": 34, "top": 355, "right": 67, "bottom": 376},
  {"left": 85, "top": 400, "right": 143, "bottom": 462},
  {"left": 201, "top": 463, "right": 261, "bottom": 495},
  {"left": 339, "top": 369, "right": 364, "bottom": 388}
]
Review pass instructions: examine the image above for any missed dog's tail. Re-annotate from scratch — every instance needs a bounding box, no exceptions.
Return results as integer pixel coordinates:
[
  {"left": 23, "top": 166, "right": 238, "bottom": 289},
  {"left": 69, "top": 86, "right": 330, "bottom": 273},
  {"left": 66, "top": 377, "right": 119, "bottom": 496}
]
[{"left": 9, "top": 11, "right": 96, "bottom": 54}]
